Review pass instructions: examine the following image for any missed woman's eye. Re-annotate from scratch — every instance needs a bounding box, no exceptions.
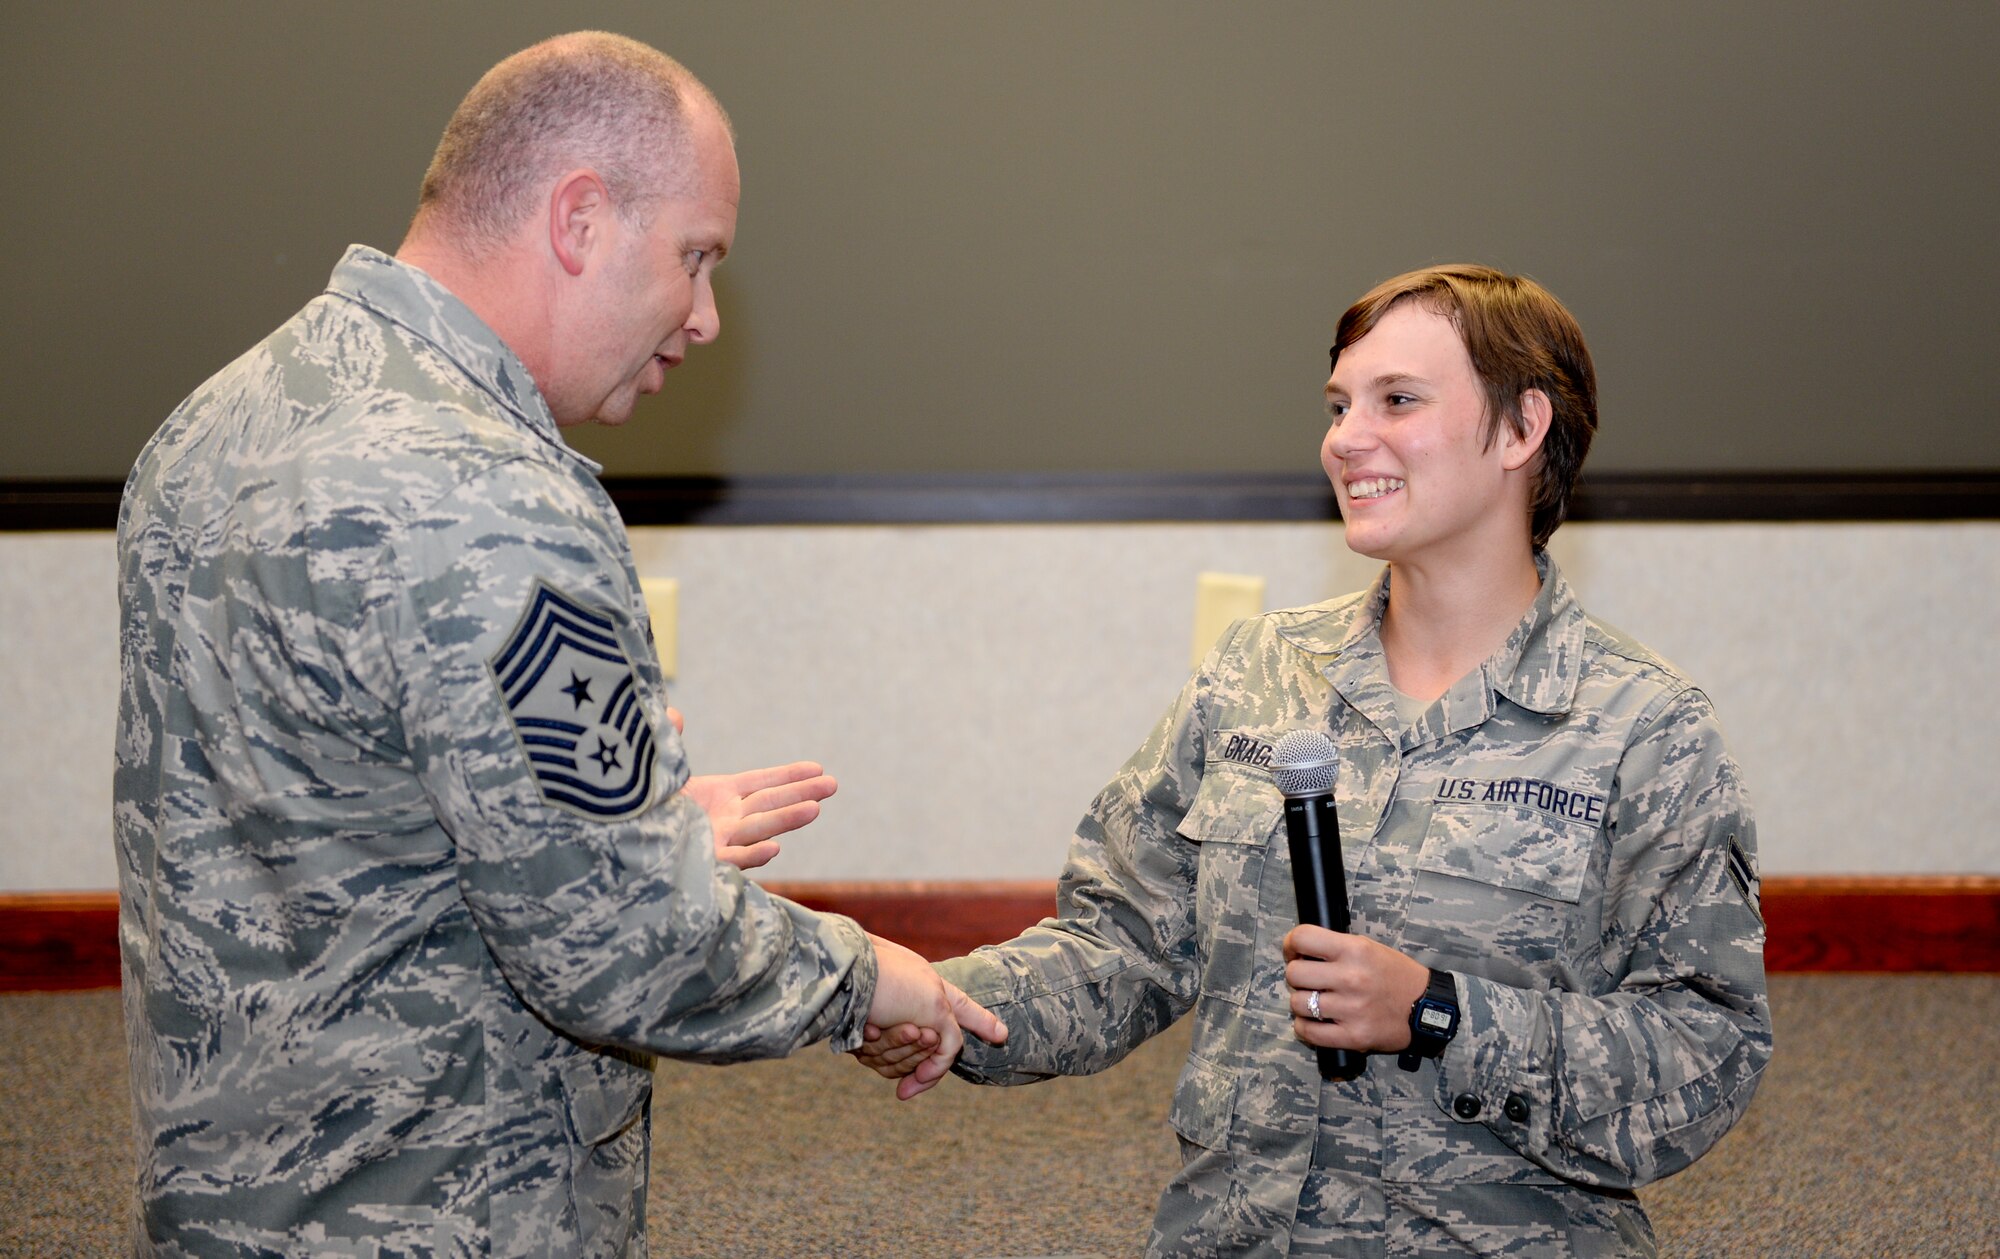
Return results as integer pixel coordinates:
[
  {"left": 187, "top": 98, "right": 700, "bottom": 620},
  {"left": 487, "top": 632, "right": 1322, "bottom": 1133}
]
[
  {"left": 1386, "top": 393, "right": 1416, "bottom": 408},
  {"left": 1326, "top": 400, "right": 1349, "bottom": 420}
]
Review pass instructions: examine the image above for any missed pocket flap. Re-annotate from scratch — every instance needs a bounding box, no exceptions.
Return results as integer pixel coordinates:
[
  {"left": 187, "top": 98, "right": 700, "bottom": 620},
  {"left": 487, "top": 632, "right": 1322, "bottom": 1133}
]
[
  {"left": 557, "top": 1045, "right": 654, "bottom": 1147},
  {"left": 1417, "top": 803, "right": 1593, "bottom": 903},
  {"left": 1168, "top": 1052, "right": 1237, "bottom": 1151},
  {"left": 1382, "top": 1092, "right": 1563, "bottom": 1185},
  {"left": 1176, "top": 768, "right": 1283, "bottom": 846}
]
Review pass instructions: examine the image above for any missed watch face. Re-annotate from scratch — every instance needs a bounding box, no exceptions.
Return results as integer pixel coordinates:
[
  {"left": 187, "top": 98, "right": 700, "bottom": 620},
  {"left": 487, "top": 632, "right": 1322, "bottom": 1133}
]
[{"left": 1417, "top": 1005, "right": 1454, "bottom": 1033}]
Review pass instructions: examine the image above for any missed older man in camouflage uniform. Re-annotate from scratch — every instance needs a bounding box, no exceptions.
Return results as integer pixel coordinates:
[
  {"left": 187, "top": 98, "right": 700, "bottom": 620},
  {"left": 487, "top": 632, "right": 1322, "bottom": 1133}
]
[
  {"left": 880, "top": 267, "right": 1770, "bottom": 1256},
  {"left": 116, "top": 32, "right": 999, "bottom": 1257}
]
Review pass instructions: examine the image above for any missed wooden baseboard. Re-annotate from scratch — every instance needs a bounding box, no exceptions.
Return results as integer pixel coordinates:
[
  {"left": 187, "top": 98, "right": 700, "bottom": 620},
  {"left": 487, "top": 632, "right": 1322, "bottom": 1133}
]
[
  {"left": 6, "top": 876, "right": 1995, "bottom": 992},
  {"left": 0, "top": 892, "right": 121, "bottom": 993},
  {"left": 765, "top": 880, "right": 1062, "bottom": 964},
  {"left": 1757, "top": 876, "right": 2000, "bottom": 973}
]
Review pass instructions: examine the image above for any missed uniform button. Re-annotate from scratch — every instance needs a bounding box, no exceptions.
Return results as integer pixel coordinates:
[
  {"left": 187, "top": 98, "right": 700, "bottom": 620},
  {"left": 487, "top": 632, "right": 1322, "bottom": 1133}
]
[
  {"left": 1453, "top": 1093, "right": 1482, "bottom": 1120},
  {"left": 1504, "top": 1094, "right": 1530, "bottom": 1123}
]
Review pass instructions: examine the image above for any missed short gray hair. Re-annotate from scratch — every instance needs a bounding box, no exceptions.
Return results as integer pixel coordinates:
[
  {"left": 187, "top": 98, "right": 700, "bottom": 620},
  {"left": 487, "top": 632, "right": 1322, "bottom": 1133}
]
[{"left": 415, "top": 31, "right": 724, "bottom": 253}]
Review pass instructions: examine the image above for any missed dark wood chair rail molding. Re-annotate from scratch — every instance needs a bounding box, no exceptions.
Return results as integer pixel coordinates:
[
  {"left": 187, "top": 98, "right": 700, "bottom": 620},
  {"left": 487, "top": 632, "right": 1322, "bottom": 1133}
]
[
  {"left": 5, "top": 470, "right": 1998, "bottom": 531},
  {"left": 5, "top": 877, "right": 1996, "bottom": 992}
]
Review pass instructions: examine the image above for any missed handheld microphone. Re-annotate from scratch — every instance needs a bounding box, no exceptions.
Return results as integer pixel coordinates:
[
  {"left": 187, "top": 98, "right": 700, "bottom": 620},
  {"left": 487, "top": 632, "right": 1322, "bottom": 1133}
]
[{"left": 1270, "top": 729, "right": 1364, "bottom": 1082}]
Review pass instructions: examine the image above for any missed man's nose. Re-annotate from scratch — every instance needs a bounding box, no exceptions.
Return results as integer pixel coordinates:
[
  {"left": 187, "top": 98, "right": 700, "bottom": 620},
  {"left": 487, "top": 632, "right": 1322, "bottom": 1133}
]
[{"left": 685, "top": 276, "right": 721, "bottom": 345}]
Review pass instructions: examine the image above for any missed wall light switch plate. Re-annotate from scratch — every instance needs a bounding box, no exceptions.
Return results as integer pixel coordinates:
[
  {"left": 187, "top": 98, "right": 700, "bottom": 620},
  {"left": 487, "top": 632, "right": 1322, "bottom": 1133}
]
[
  {"left": 639, "top": 577, "right": 679, "bottom": 679},
  {"left": 1192, "top": 572, "right": 1265, "bottom": 668}
]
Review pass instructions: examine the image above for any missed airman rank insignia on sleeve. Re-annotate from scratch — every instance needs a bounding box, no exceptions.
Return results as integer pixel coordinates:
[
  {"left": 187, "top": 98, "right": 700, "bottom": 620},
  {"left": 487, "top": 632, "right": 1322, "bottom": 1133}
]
[
  {"left": 491, "top": 582, "right": 657, "bottom": 820},
  {"left": 1726, "top": 835, "right": 1761, "bottom": 918}
]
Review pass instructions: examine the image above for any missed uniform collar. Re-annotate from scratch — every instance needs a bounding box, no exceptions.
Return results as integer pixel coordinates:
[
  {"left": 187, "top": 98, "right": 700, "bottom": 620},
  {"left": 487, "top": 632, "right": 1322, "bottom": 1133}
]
[
  {"left": 1275, "top": 551, "right": 1586, "bottom": 736},
  {"left": 323, "top": 245, "right": 602, "bottom": 476},
  {"left": 1484, "top": 551, "right": 1586, "bottom": 717}
]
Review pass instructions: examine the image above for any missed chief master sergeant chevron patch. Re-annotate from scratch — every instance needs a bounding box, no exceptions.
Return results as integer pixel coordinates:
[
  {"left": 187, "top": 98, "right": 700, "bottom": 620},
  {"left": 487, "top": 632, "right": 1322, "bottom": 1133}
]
[{"left": 491, "top": 582, "right": 658, "bottom": 820}]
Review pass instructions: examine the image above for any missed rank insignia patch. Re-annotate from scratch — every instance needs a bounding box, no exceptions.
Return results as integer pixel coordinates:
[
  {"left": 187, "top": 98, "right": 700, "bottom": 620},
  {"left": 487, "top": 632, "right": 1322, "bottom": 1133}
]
[{"left": 491, "top": 582, "right": 657, "bottom": 820}]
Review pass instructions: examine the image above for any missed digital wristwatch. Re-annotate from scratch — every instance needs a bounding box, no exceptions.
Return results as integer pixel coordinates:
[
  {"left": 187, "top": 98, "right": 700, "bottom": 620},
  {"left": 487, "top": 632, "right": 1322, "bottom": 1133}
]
[{"left": 1399, "top": 967, "right": 1460, "bottom": 1071}]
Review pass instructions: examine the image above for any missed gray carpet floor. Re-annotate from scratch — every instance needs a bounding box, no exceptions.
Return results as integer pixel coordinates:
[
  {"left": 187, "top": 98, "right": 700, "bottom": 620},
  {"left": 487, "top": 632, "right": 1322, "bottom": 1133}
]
[{"left": 2, "top": 976, "right": 1994, "bottom": 1257}]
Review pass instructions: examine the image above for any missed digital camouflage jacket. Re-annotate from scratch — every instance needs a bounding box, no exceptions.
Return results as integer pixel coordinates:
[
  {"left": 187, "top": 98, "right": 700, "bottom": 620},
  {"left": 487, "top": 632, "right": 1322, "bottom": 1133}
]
[
  {"left": 116, "top": 247, "right": 875, "bottom": 1257},
  {"left": 939, "top": 559, "right": 1769, "bottom": 1258}
]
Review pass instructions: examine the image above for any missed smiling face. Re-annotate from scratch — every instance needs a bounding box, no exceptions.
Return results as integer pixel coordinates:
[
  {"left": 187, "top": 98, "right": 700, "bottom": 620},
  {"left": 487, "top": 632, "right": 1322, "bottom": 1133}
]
[
  {"left": 554, "top": 102, "right": 739, "bottom": 427},
  {"left": 1321, "top": 300, "right": 1538, "bottom": 568}
]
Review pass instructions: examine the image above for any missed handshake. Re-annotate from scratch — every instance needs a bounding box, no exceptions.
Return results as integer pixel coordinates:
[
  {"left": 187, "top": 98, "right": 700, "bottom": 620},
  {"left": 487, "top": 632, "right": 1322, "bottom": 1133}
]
[
  {"left": 673, "top": 722, "right": 1005, "bottom": 1101},
  {"left": 852, "top": 933, "right": 1007, "bottom": 1100}
]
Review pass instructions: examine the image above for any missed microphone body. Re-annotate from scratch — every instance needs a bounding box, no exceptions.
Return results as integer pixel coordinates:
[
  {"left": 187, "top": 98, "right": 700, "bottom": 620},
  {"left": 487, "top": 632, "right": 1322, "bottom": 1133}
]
[{"left": 1271, "top": 730, "right": 1366, "bottom": 1082}]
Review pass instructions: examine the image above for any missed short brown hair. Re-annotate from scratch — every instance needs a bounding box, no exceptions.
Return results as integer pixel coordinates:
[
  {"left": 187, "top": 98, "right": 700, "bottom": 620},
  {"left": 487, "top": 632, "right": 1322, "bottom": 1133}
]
[
  {"left": 415, "top": 32, "right": 723, "bottom": 253},
  {"left": 1330, "top": 265, "right": 1597, "bottom": 548}
]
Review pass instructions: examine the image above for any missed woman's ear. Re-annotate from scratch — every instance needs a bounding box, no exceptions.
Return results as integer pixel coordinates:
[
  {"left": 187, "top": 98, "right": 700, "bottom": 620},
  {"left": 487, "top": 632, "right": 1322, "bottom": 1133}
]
[{"left": 1502, "top": 388, "right": 1554, "bottom": 472}]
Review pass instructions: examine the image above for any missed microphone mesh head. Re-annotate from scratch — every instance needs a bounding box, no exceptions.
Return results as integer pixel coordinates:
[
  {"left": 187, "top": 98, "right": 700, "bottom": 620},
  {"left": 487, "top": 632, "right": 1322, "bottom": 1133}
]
[{"left": 1270, "top": 729, "right": 1338, "bottom": 798}]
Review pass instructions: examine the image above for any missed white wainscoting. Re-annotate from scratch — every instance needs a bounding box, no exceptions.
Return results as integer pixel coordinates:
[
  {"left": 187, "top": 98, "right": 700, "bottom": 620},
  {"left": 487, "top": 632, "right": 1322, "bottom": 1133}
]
[{"left": 4, "top": 521, "right": 1995, "bottom": 890}]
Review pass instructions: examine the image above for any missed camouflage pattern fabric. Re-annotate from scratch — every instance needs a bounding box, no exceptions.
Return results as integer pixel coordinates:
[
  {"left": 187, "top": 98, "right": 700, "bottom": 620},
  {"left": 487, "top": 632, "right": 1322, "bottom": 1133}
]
[
  {"left": 938, "top": 556, "right": 1769, "bottom": 1257},
  {"left": 115, "top": 246, "right": 877, "bottom": 1257}
]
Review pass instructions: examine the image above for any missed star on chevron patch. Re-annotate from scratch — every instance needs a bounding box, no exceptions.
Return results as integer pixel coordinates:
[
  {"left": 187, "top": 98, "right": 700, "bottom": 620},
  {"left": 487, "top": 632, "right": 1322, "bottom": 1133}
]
[{"left": 491, "top": 582, "right": 658, "bottom": 820}]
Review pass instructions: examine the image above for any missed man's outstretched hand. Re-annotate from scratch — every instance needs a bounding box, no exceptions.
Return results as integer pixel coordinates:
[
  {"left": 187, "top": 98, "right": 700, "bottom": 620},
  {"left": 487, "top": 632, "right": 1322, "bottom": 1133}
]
[
  {"left": 669, "top": 707, "right": 837, "bottom": 870},
  {"left": 682, "top": 761, "right": 837, "bottom": 869}
]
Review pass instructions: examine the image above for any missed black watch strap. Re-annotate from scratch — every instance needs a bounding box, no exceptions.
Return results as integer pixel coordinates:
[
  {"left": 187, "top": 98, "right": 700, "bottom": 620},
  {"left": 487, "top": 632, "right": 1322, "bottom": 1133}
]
[{"left": 1399, "top": 967, "right": 1459, "bottom": 1071}]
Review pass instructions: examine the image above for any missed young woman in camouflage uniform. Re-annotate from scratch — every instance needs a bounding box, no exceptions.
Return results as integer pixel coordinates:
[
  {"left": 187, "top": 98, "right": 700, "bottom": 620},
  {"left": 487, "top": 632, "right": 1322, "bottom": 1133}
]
[{"left": 866, "top": 265, "right": 1770, "bottom": 1258}]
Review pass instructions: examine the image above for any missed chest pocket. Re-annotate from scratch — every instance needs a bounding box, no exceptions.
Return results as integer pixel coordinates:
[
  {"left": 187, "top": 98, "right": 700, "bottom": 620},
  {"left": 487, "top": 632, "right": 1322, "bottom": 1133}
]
[
  {"left": 1175, "top": 768, "right": 1285, "bottom": 1002},
  {"left": 1406, "top": 802, "right": 1597, "bottom": 982},
  {"left": 1416, "top": 801, "right": 1594, "bottom": 902}
]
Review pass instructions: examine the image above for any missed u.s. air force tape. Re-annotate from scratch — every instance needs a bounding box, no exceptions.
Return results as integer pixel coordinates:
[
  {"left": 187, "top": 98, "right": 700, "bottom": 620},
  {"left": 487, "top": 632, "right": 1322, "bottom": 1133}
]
[{"left": 490, "top": 582, "right": 657, "bottom": 820}]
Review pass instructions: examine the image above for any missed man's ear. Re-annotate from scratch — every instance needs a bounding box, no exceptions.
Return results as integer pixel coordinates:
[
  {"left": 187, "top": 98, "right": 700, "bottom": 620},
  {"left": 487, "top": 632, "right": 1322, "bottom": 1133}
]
[
  {"left": 1501, "top": 388, "right": 1554, "bottom": 472},
  {"left": 548, "top": 170, "right": 610, "bottom": 278}
]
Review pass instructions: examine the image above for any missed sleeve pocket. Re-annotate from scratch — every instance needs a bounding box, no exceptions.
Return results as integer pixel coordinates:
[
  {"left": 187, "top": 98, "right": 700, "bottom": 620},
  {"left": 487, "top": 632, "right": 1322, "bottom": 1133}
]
[
  {"left": 557, "top": 1044, "right": 654, "bottom": 1147},
  {"left": 1168, "top": 1051, "right": 1237, "bottom": 1151}
]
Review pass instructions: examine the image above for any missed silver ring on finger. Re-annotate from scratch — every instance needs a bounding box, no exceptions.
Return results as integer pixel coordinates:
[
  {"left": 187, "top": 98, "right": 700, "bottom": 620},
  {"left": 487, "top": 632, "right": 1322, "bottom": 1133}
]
[{"left": 1307, "top": 989, "right": 1323, "bottom": 1021}]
